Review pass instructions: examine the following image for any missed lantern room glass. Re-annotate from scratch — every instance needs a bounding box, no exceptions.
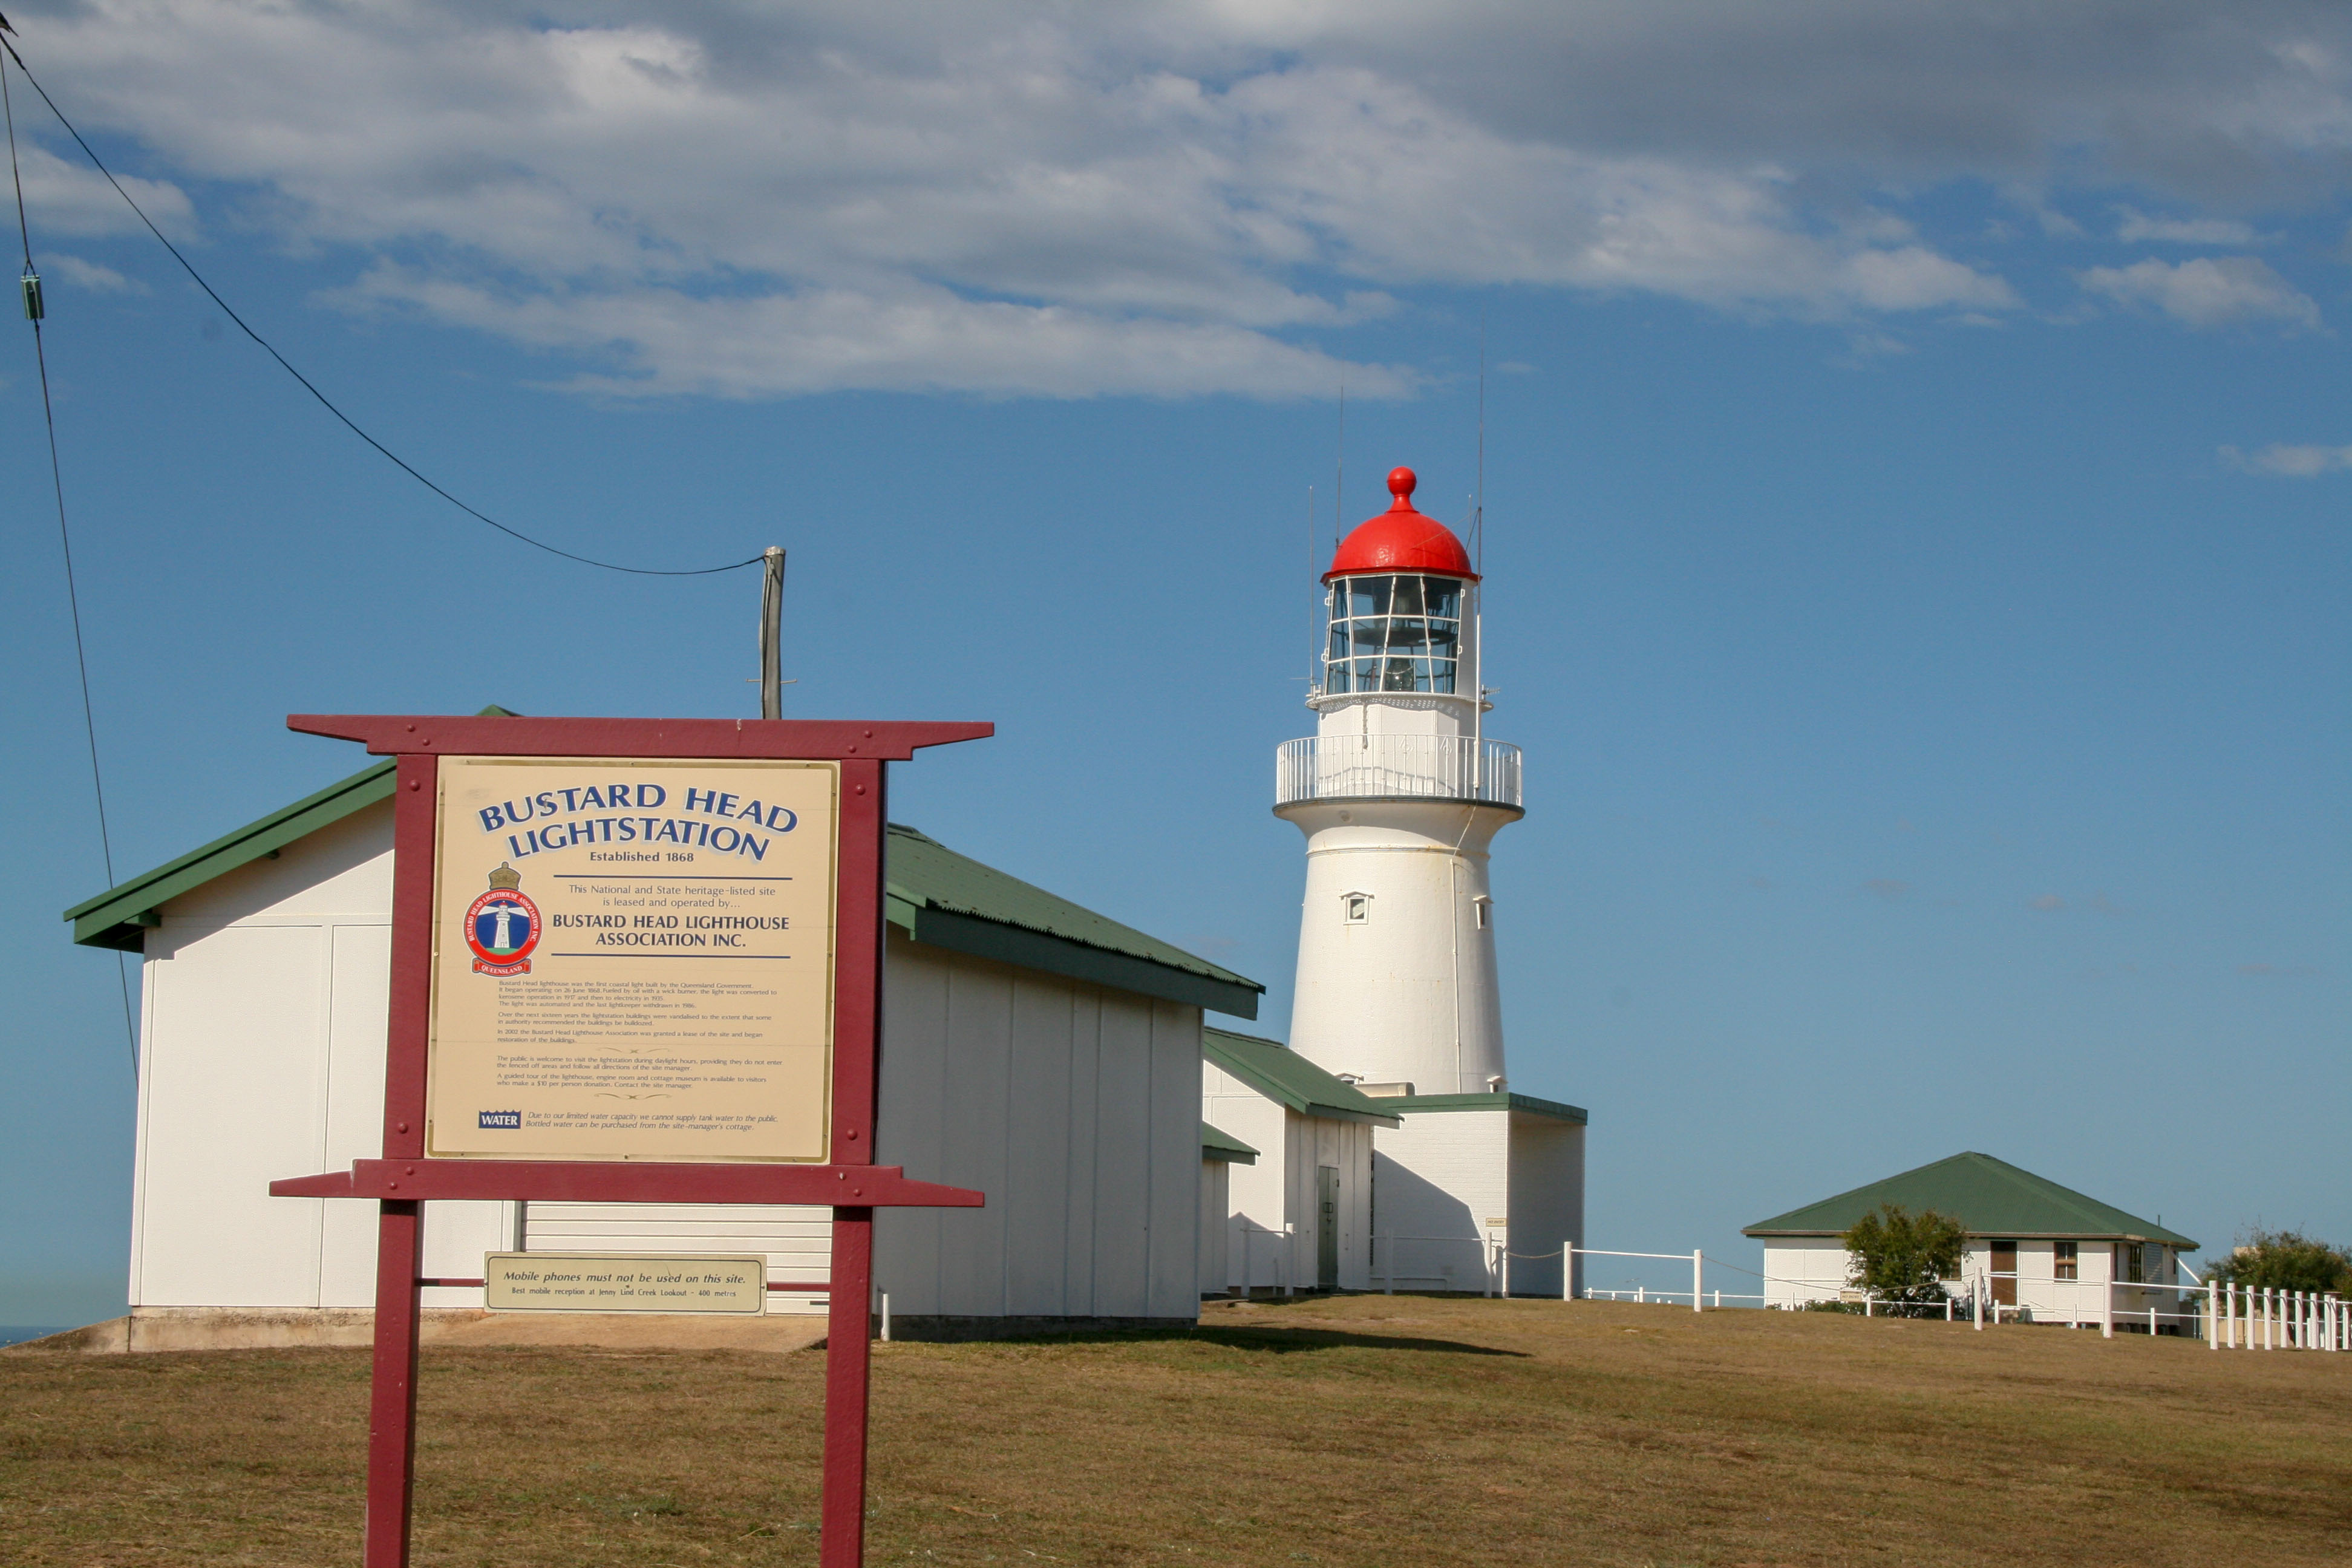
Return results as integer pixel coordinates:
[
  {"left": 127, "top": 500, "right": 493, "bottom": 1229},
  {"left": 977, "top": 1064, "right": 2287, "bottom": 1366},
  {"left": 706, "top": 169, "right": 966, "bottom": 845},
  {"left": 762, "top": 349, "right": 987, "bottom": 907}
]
[{"left": 1323, "top": 573, "right": 1465, "bottom": 694}]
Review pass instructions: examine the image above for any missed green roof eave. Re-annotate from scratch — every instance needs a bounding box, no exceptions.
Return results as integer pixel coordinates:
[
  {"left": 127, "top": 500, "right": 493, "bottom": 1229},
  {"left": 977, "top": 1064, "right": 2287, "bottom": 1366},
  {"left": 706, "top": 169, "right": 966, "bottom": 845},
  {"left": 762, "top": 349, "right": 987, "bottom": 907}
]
[
  {"left": 1387, "top": 1091, "right": 1589, "bottom": 1125},
  {"left": 1201, "top": 1029, "right": 1401, "bottom": 1128},
  {"left": 889, "top": 900, "right": 1260, "bottom": 1016},
  {"left": 64, "top": 706, "right": 524, "bottom": 953},
  {"left": 1740, "top": 1152, "right": 2197, "bottom": 1250},
  {"left": 1201, "top": 1121, "right": 1258, "bottom": 1164},
  {"left": 64, "top": 758, "right": 397, "bottom": 950},
  {"left": 884, "top": 826, "right": 1261, "bottom": 1018}
]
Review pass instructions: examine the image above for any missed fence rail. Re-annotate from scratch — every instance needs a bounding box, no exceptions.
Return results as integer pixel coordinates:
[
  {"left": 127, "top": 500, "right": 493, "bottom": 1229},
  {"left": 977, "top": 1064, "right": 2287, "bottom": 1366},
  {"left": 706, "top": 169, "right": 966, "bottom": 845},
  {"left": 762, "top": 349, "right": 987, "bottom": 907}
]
[
  {"left": 2208, "top": 1280, "right": 2346, "bottom": 1351},
  {"left": 1275, "top": 733, "right": 1523, "bottom": 809},
  {"left": 1297, "top": 1234, "right": 2349, "bottom": 1357}
]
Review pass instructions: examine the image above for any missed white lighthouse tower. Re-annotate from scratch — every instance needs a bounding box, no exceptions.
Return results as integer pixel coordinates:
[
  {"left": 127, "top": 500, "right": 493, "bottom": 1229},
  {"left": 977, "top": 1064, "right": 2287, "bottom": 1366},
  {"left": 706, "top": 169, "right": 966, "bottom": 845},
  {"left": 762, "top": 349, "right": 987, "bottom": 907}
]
[{"left": 1276, "top": 466, "right": 1585, "bottom": 1296}]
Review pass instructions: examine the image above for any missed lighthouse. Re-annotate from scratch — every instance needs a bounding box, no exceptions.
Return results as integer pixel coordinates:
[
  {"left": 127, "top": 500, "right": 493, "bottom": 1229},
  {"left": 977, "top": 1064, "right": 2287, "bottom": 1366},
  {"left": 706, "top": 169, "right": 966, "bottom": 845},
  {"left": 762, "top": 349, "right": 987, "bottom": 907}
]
[{"left": 1275, "top": 466, "right": 1586, "bottom": 1297}]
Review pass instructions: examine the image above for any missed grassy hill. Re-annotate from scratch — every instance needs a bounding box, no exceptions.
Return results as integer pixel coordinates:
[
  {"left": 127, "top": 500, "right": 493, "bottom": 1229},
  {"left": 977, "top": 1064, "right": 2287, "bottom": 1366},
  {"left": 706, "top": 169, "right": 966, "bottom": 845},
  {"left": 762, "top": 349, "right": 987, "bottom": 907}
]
[{"left": 5, "top": 1294, "right": 2348, "bottom": 1566}]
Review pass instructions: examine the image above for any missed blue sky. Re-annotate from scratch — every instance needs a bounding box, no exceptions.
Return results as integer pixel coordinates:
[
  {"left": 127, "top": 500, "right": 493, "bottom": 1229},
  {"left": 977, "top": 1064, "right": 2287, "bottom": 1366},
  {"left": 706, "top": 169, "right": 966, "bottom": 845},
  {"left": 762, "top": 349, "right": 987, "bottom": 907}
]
[{"left": 2, "top": 2, "right": 2346, "bottom": 1321}]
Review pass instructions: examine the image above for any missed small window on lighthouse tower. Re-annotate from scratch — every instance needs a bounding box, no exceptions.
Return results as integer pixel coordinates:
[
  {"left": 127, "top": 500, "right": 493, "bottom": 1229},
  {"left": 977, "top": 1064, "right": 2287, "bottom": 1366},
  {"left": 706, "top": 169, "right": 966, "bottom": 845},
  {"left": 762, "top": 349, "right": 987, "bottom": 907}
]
[
  {"left": 1474, "top": 897, "right": 1492, "bottom": 931},
  {"left": 1343, "top": 892, "right": 1372, "bottom": 924}
]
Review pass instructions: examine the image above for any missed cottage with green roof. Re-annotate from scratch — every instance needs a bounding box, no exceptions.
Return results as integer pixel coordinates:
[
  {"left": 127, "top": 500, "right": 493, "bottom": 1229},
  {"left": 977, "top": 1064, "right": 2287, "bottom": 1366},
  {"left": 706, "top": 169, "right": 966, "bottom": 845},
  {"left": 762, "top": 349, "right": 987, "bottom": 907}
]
[
  {"left": 65, "top": 723, "right": 1263, "bottom": 1347},
  {"left": 1743, "top": 1152, "right": 2200, "bottom": 1330},
  {"left": 1201, "top": 1029, "right": 1400, "bottom": 1293}
]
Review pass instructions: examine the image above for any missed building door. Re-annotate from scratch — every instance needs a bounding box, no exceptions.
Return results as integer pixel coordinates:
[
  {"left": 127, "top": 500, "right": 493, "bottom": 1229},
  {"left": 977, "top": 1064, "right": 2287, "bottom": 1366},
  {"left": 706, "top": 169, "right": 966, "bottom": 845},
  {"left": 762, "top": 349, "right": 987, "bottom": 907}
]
[
  {"left": 1991, "top": 1240, "right": 2017, "bottom": 1306},
  {"left": 1317, "top": 1166, "right": 1341, "bottom": 1290}
]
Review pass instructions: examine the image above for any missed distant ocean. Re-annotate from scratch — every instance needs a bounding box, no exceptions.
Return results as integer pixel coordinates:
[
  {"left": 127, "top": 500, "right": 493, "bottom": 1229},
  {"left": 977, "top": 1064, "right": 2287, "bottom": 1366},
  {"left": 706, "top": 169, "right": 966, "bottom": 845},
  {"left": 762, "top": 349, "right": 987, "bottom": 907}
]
[{"left": 0, "top": 1326, "right": 68, "bottom": 1347}]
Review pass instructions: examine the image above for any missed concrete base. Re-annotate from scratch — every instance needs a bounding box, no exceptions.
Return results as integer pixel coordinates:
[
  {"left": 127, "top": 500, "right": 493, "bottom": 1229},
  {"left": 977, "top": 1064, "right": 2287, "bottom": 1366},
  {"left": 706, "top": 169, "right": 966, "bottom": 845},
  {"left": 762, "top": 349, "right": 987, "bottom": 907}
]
[{"left": 3, "top": 1307, "right": 829, "bottom": 1355}]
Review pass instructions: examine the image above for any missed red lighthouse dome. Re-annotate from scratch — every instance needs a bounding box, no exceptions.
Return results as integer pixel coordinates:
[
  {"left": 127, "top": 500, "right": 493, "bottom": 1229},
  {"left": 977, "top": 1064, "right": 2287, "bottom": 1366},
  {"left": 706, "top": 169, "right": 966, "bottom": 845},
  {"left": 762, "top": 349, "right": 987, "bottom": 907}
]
[{"left": 1324, "top": 467, "right": 1478, "bottom": 583}]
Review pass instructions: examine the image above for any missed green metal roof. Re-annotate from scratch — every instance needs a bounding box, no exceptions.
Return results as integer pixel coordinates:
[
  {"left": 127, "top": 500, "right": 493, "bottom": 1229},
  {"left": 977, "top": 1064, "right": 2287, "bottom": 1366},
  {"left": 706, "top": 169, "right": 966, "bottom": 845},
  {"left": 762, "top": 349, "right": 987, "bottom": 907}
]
[
  {"left": 62, "top": 710, "right": 526, "bottom": 952},
  {"left": 66, "top": 758, "right": 399, "bottom": 950},
  {"left": 1388, "top": 1091, "right": 1589, "bottom": 1125},
  {"left": 1201, "top": 1029, "right": 1401, "bottom": 1128},
  {"left": 883, "top": 825, "right": 1259, "bottom": 1017},
  {"left": 1201, "top": 1121, "right": 1258, "bottom": 1164},
  {"left": 64, "top": 730, "right": 1261, "bottom": 1018},
  {"left": 1742, "top": 1151, "right": 2197, "bottom": 1249}
]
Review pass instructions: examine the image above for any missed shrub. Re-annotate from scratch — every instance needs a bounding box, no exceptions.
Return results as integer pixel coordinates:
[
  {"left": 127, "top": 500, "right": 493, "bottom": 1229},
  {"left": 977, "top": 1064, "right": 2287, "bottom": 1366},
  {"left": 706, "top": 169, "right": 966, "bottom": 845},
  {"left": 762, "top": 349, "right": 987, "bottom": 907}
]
[
  {"left": 1841, "top": 1204, "right": 1966, "bottom": 1317},
  {"left": 2205, "top": 1230, "right": 2352, "bottom": 1295}
]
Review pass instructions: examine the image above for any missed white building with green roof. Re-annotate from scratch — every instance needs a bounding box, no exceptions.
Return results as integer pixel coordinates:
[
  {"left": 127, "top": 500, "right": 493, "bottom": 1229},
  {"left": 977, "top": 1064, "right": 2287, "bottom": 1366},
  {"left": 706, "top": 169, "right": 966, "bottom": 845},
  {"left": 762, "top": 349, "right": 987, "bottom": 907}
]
[
  {"left": 1201, "top": 1029, "right": 1399, "bottom": 1293},
  {"left": 65, "top": 726, "right": 1264, "bottom": 1346},
  {"left": 1743, "top": 1152, "right": 2200, "bottom": 1329}
]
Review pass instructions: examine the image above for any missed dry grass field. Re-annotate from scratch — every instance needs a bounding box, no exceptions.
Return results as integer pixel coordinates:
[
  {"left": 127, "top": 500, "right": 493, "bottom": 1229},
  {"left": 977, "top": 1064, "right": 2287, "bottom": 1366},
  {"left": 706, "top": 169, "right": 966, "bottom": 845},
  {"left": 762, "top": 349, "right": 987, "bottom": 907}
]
[{"left": 5, "top": 1294, "right": 2349, "bottom": 1567}]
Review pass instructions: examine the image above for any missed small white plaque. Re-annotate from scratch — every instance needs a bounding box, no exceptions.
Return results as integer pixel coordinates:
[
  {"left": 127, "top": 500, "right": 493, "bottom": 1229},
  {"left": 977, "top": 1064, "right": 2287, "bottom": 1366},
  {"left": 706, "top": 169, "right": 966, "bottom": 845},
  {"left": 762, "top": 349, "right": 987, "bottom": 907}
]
[{"left": 485, "top": 1252, "right": 768, "bottom": 1314}]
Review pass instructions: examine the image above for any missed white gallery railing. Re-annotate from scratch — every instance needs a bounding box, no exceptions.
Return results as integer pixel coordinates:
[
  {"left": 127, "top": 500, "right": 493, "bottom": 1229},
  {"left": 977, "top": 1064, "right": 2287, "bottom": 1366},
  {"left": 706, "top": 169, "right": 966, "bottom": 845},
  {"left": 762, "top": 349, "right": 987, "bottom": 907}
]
[{"left": 1275, "top": 734, "right": 1523, "bottom": 809}]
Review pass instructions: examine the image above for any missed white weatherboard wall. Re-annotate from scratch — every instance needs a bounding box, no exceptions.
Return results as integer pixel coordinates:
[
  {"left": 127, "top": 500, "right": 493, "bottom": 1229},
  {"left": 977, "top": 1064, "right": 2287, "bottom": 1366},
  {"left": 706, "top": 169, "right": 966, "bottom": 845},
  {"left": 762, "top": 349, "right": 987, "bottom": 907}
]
[
  {"left": 1203, "top": 1062, "right": 1290, "bottom": 1289},
  {"left": 1504, "top": 1112, "right": 1584, "bottom": 1299},
  {"left": 129, "top": 807, "right": 512, "bottom": 1316},
  {"left": 1198, "top": 1158, "right": 1231, "bottom": 1298},
  {"left": 125, "top": 799, "right": 1204, "bottom": 1331},
  {"left": 1762, "top": 1238, "right": 2185, "bottom": 1318},
  {"left": 872, "top": 932, "right": 1203, "bottom": 1327},
  {"left": 520, "top": 1204, "right": 834, "bottom": 1315},
  {"left": 1760, "top": 1241, "right": 1854, "bottom": 1309},
  {"left": 1201, "top": 1061, "right": 1376, "bottom": 1293},
  {"left": 1374, "top": 1110, "right": 1505, "bottom": 1292}
]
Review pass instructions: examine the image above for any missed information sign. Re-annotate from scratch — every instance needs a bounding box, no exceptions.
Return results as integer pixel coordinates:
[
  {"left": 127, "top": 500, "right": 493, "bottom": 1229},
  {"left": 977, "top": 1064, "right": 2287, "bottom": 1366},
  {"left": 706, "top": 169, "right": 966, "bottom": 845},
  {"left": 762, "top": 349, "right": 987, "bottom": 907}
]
[
  {"left": 484, "top": 1252, "right": 768, "bottom": 1314},
  {"left": 267, "top": 712, "right": 991, "bottom": 1568},
  {"left": 428, "top": 756, "right": 838, "bottom": 1162}
]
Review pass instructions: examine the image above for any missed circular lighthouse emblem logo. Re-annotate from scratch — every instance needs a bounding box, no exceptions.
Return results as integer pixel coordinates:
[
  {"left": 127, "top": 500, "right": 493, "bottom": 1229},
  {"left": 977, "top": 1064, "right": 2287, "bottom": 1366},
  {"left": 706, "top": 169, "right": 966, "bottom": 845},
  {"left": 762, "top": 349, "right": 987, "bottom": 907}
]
[{"left": 463, "top": 863, "right": 541, "bottom": 977}]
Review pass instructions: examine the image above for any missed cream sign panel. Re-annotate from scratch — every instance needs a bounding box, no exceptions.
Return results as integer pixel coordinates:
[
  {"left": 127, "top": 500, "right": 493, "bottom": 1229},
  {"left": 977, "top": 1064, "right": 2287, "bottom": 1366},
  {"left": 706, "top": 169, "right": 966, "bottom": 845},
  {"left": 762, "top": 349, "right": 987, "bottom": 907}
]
[{"left": 426, "top": 756, "right": 838, "bottom": 1162}]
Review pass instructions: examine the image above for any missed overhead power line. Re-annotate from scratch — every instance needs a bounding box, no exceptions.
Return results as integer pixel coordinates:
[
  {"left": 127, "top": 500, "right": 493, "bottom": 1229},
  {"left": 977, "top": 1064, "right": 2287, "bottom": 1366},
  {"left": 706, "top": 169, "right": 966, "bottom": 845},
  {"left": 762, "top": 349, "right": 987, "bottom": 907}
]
[
  {"left": 0, "top": 38, "right": 762, "bottom": 578},
  {"left": 2, "top": 40, "right": 136, "bottom": 1077}
]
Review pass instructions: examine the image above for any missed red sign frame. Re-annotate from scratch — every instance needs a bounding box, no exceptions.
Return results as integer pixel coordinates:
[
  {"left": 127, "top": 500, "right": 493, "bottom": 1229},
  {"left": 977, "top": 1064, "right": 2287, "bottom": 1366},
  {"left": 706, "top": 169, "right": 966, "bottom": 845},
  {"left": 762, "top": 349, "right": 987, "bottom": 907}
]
[{"left": 269, "top": 712, "right": 992, "bottom": 1568}]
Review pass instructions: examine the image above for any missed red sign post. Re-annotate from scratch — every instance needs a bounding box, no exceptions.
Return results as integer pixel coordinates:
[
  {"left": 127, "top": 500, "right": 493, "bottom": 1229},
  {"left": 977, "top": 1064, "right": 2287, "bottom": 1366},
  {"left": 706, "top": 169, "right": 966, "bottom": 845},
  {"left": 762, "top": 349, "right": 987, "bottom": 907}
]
[{"left": 269, "top": 713, "right": 991, "bottom": 1568}]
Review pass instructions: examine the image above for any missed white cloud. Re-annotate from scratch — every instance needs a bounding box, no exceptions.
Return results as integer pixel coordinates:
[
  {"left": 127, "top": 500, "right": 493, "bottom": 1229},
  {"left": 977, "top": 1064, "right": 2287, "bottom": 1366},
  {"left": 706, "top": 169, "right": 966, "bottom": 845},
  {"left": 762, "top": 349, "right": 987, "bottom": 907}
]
[
  {"left": 2077, "top": 256, "right": 2319, "bottom": 330},
  {"left": 1841, "top": 247, "right": 2015, "bottom": 310},
  {"left": 45, "top": 253, "right": 142, "bottom": 292},
  {"left": 2114, "top": 207, "right": 2268, "bottom": 246},
  {"left": 2220, "top": 442, "right": 2352, "bottom": 475},
  {"left": 336, "top": 266, "right": 1414, "bottom": 399},
  {"left": 11, "top": 142, "right": 194, "bottom": 241},
  {"left": 10, "top": 1, "right": 2352, "bottom": 396}
]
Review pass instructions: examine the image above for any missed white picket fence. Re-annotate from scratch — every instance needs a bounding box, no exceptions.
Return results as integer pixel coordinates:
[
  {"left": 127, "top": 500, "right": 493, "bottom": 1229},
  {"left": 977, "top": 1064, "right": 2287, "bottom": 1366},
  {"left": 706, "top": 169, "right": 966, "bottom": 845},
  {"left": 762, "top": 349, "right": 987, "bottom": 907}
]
[{"left": 2207, "top": 1280, "right": 2347, "bottom": 1351}]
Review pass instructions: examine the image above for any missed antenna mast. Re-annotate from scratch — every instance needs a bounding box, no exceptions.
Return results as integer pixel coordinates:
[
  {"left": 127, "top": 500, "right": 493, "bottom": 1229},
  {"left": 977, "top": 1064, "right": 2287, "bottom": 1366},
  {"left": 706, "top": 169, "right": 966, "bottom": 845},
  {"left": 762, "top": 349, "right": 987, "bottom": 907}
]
[
  {"left": 1474, "top": 320, "right": 1486, "bottom": 758},
  {"left": 1334, "top": 383, "right": 1345, "bottom": 559},
  {"left": 1307, "top": 485, "right": 1319, "bottom": 690},
  {"left": 1475, "top": 310, "right": 1486, "bottom": 573}
]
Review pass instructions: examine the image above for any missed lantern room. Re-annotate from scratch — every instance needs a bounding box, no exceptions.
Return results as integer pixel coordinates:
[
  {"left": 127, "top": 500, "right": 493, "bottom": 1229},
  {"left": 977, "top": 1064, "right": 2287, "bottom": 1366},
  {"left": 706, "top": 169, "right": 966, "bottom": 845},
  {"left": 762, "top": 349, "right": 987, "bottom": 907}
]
[{"left": 1319, "top": 468, "right": 1478, "bottom": 700}]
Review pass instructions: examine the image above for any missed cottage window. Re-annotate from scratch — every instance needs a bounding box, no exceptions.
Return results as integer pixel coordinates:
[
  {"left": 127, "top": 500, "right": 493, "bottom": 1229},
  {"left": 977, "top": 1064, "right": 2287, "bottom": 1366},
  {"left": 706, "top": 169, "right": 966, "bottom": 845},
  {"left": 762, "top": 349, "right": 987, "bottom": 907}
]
[
  {"left": 2053, "top": 1241, "right": 2077, "bottom": 1281},
  {"left": 2115, "top": 1242, "right": 2146, "bottom": 1284}
]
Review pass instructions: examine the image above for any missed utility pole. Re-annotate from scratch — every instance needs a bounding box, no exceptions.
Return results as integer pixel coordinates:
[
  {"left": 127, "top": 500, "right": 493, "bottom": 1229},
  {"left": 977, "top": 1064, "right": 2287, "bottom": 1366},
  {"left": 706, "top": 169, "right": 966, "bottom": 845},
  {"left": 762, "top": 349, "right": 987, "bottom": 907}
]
[{"left": 758, "top": 546, "right": 786, "bottom": 719}]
